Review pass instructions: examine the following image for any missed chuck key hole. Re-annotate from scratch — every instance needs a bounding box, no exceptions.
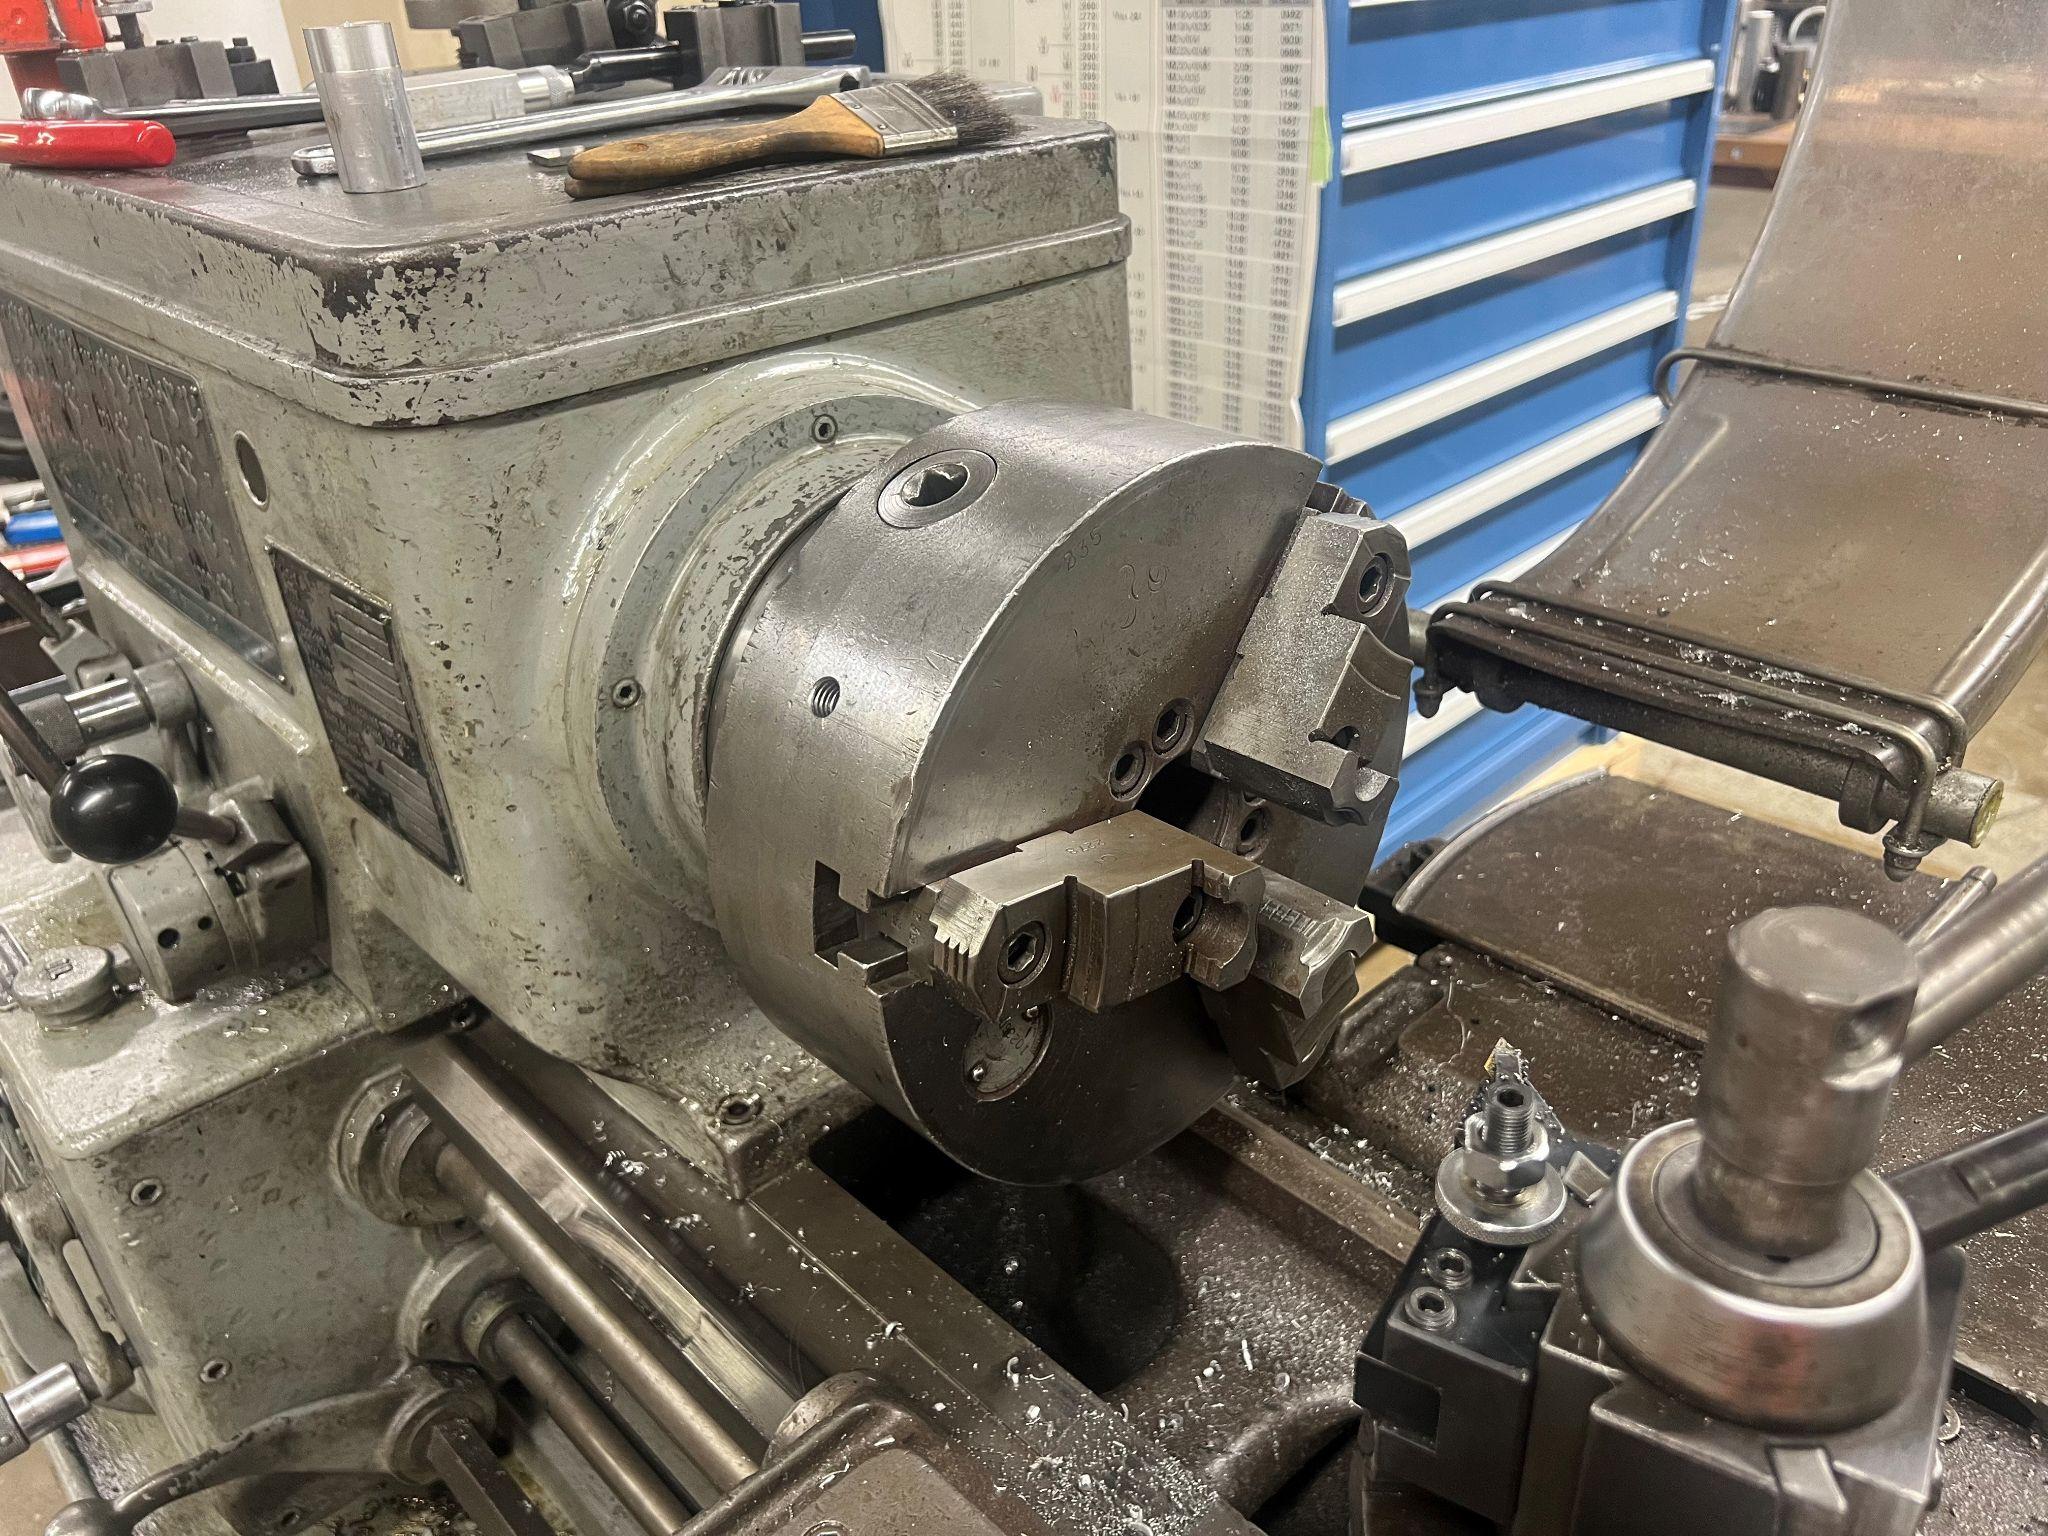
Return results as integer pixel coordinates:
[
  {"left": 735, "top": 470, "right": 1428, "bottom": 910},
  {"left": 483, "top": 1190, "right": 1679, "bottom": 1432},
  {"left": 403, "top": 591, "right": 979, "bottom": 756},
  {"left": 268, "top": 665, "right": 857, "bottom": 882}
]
[{"left": 901, "top": 461, "right": 970, "bottom": 508}]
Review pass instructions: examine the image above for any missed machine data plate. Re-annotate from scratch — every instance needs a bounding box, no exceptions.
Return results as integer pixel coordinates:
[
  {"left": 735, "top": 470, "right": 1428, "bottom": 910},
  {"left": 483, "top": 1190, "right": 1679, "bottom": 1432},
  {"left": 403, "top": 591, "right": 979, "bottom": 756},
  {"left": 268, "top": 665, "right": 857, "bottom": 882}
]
[
  {"left": 0, "top": 295, "right": 281, "bottom": 677},
  {"left": 271, "top": 549, "right": 462, "bottom": 877}
]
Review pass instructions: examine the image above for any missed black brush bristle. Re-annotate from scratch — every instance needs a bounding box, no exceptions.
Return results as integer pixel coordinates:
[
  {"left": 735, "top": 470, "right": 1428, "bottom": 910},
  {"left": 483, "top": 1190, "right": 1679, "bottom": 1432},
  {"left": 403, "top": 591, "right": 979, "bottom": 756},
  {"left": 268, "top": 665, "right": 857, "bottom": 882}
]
[{"left": 904, "top": 71, "right": 1020, "bottom": 147}]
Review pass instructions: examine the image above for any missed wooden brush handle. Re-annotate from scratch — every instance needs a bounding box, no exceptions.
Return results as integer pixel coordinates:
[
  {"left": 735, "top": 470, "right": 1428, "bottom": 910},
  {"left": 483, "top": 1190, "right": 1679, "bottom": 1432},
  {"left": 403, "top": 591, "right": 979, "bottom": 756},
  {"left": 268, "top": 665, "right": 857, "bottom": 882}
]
[{"left": 566, "top": 96, "right": 883, "bottom": 194}]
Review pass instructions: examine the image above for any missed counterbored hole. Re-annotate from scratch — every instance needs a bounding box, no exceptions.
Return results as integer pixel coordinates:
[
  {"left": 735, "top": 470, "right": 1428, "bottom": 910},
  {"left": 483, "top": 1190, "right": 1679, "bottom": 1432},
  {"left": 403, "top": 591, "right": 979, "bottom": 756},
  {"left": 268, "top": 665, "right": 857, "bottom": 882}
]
[
  {"left": 1402, "top": 1280, "right": 1458, "bottom": 1332},
  {"left": 1235, "top": 807, "right": 1270, "bottom": 853},
  {"left": 999, "top": 922, "right": 1047, "bottom": 985},
  {"left": 716, "top": 1092, "right": 763, "bottom": 1127},
  {"left": 199, "top": 1358, "right": 232, "bottom": 1383},
  {"left": 1151, "top": 699, "right": 1191, "bottom": 753},
  {"left": 1108, "top": 744, "right": 1148, "bottom": 799},
  {"left": 1357, "top": 554, "right": 1394, "bottom": 614},
  {"left": 234, "top": 434, "right": 267, "bottom": 505},
  {"left": 157, "top": 928, "right": 180, "bottom": 951},
  {"left": 900, "top": 460, "right": 970, "bottom": 507}
]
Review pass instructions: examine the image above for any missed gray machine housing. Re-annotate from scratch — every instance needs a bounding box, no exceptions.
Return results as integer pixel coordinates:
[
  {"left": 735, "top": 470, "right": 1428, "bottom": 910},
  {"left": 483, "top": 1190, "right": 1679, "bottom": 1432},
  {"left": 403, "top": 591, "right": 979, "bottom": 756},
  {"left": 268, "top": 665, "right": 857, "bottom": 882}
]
[
  {"left": 0, "top": 119, "right": 1132, "bottom": 1523},
  {"left": 0, "top": 117, "right": 1131, "bottom": 1073}
]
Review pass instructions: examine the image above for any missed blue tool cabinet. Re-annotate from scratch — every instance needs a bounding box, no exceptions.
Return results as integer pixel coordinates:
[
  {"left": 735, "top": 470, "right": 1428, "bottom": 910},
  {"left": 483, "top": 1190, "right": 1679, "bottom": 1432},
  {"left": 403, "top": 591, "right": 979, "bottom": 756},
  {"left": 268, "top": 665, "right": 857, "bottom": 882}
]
[{"left": 1311, "top": 0, "right": 1737, "bottom": 848}]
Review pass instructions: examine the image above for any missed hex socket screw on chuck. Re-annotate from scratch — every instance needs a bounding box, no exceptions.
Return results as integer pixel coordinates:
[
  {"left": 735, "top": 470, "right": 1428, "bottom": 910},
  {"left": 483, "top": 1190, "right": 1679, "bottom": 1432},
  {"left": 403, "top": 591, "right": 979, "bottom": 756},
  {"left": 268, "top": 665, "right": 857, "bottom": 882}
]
[{"left": 305, "top": 22, "right": 425, "bottom": 194}]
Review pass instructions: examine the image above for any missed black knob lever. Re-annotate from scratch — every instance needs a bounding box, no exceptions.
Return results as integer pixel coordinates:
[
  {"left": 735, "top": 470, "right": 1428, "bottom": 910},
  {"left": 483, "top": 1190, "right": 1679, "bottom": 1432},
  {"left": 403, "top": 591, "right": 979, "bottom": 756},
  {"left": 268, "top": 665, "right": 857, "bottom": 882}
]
[
  {"left": 10, "top": 726, "right": 238, "bottom": 864},
  {"left": 0, "top": 575, "right": 238, "bottom": 863},
  {"left": 49, "top": 754, "right": 238, "bottom": 865}
]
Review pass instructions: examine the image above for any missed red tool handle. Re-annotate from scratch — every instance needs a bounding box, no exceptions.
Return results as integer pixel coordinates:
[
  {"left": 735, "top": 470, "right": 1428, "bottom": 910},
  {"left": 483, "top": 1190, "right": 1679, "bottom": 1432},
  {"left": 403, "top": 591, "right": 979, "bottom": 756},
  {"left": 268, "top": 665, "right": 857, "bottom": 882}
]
[{"left": 0, "top": 120, "right": 174, "bottom": 170}]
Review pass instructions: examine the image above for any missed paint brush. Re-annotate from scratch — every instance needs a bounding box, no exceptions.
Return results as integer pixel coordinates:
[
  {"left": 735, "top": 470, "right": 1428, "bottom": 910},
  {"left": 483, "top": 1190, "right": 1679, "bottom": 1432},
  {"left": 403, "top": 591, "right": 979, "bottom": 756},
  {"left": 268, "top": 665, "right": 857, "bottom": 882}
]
[{"left": 565, "top": 71, "right": 1017, "bottom": 197}]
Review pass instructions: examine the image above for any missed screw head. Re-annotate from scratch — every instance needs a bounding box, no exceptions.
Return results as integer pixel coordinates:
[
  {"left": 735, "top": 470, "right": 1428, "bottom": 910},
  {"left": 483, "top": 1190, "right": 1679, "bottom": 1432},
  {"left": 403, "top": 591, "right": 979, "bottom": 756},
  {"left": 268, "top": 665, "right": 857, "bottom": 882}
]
[
  {"left": 716, "top": 1091, "right": 763, "bottom": 1127},
  {"left": 1422, "top": 1247, "right": 1474, "bottom": 1291},
  {"left": 1401, "top": 1285, "right": 1456, "bottom": 1332}
]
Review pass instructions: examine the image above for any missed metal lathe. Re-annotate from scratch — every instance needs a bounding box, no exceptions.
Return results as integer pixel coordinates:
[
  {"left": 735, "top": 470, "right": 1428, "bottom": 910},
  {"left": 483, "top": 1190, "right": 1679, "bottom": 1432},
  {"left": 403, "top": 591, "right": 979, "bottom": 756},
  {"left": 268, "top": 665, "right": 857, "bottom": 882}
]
[{"left": 0, "top": 0, "right": 2042, "bottom": 1532}]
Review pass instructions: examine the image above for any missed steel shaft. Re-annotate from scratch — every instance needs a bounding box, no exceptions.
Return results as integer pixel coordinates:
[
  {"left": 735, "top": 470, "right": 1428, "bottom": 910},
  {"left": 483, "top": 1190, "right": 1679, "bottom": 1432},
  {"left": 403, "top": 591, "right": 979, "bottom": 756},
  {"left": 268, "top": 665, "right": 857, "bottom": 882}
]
[
  {"left": 305, "top": 22, "right": 426, "bottom": 194},
  {"left": 483, "top": 1312, "right": 692, "bottom": 1534},
  {"left": 433, "top": 1143, "right": 759, "bottom": 1494},
  {"left": 1904, "top": 847, "right": 2048, "bottom": 1062},
  {"left": 1693, "top": 905, "right": 1917, "bottom": 1258}
]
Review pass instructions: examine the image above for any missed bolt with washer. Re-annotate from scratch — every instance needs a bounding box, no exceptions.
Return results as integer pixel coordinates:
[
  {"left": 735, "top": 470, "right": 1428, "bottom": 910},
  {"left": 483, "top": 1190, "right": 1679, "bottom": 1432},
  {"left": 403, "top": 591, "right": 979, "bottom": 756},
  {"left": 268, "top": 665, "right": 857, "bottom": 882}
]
[{"left": 1433, "top": 1046, "right": 1569, "bottom": 1247}]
